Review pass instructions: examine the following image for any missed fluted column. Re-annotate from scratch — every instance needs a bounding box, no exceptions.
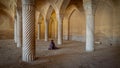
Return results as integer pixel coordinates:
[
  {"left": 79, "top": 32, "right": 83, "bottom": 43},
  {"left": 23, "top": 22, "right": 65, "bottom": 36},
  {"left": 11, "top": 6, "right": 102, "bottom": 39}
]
[
  {"left": 16, "top": 9, "right": 22, "bottom": 47},
  {"left": 37, "top": 23, "right": 40, "bottom": 40},
  {"left": 56, "top": 11, "right": 63, "bottom": 45},
  {"left": 44, "top": 20, "right": 48, "bottom": 41},
  {"left": 83, "top": 0, "right": 95, "bottom": 52},
  {"left": 22, "top": 0, "right": 35, "bottom": 62}
]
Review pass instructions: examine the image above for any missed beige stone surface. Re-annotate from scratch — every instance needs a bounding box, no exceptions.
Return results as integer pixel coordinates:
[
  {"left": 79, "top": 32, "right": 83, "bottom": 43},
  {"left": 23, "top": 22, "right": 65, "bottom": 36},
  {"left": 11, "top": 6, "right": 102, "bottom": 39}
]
[
  {"left": 0, "top": 40, "right": 120, "bottom": 68},
  {"left": 0, "top": 0, "right": 120, "bottom": 66},
  {"left": 0, "top": 0, "right": 120, "bottom": 48}
]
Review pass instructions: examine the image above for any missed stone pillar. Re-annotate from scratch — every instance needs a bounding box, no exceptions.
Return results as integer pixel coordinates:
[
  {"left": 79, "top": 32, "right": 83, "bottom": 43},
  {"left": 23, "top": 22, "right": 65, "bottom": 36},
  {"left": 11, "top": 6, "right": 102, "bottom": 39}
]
[
  {"left": 44, "top": 20, "right": 48, "bottom": 41},
  {"left": 37, "top": 23, "right": 40, "bottom": 40},
  {"left": 86, "top": 13, "right": 94, "bottom": 52},
  {"left": 56, "top": 11, "right": 62, "bottom": 45},
  {"left": 14, "top": 17, "right": 17, "bottom": 43},
  {"left": 83, "top": 0, "right": 95, "bottom": 52},
  {"left": 16, "top": 9, "right": 22, "bottom": 47},
  {"left": 22, "top": 0, "right": 35, "bottom": 62}
]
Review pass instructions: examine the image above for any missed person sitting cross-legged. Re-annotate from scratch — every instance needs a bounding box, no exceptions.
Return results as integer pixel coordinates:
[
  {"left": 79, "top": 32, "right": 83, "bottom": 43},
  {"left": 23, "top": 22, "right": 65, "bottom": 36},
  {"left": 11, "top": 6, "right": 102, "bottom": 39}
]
[{"left": 48, "top": 40, "right": 58, "bottom": 50}]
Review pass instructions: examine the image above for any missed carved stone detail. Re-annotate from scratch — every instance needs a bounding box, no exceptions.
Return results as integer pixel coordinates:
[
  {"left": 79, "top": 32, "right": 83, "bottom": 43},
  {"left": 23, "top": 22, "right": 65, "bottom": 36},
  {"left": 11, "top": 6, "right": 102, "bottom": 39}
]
[{"left": 22, "top": 0, "right": 35, "bottom": 62}]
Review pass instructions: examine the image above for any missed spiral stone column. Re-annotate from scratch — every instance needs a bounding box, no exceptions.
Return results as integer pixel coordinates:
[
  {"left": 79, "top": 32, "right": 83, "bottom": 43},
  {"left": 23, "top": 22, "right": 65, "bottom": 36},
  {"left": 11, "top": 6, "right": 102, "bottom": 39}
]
[
  {"left": 56, "top": 11, "right": 63, "bottom": 45},
  {"left": 83, "top": 0, "right": 95, "bottom": 52},
  {"left": 44, "top": 20, "right": 48, "bottom": 41},
  {"left": 22, "top": 0, "right": 35, "bottom": 62},
  {"left": 16, "top": 9, "right": 22, "bottom": 47}
]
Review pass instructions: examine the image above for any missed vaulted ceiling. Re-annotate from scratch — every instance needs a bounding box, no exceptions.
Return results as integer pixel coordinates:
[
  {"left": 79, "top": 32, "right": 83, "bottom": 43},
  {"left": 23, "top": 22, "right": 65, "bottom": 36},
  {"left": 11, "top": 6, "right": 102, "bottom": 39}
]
[{"left": 0, "top": 0, "right": 116, "bottom": 24}]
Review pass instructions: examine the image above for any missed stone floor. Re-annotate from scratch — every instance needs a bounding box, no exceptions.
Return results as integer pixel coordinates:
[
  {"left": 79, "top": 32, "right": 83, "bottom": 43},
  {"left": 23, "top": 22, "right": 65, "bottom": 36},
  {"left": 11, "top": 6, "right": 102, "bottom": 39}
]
[{"left": 0, "top": 39, "right": 120, "bottom": 68}]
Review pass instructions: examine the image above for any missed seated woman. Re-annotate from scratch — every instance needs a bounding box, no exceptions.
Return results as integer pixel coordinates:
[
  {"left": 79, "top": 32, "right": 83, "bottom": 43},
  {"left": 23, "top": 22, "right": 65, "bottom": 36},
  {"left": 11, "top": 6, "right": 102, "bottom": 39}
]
[{"left": 48, "top": 40, "right": 58, "bottom": 50}]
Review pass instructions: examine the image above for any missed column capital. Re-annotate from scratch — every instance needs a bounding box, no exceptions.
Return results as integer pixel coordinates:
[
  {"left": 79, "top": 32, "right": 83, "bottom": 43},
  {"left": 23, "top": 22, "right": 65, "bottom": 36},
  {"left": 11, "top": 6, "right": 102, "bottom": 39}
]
[
  {"left": 83, "top": 0, "right": 97, "bottom": 16},
  {"left": 22, "top": 0, "right": 34, "bottom": 5}
]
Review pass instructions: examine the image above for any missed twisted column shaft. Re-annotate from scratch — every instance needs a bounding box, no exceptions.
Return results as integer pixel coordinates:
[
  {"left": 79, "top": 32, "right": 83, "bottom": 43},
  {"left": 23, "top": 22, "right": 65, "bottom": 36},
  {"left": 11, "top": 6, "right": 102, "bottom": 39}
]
[{"left": 22, "top": 0, "right": 35, "bottom": 62}]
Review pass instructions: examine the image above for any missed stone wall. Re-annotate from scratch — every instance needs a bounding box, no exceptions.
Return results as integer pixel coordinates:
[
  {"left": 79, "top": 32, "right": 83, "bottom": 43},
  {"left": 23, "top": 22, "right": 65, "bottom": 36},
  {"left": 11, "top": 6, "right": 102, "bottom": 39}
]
[
  {"left": 0, "top": 0, "right": 120, "bottom": 45},
  {"left": 63, "top": 0, "right": 120, "bottom": 45},
  {"left": 0, "top": 0, "right": 15, "bottom": 39}
]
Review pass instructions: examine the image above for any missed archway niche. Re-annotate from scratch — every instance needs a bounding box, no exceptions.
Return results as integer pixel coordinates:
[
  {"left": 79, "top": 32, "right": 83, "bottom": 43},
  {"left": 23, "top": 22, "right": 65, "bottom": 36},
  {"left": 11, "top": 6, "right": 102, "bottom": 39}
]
[
  {"left": 49, "top": 11, "right": 58, "bottom": 40},
  {"left": 63, "top": 4, "right": 85, "bottom": 42}
]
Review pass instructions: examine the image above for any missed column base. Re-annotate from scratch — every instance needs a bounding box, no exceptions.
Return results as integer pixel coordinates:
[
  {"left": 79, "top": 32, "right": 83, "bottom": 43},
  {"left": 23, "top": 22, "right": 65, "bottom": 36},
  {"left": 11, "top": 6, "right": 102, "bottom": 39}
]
[
  {"left": 22, "top": 56, "right": 35, "bottom": 62},
  {"left": 17, "top": 43, "right": 22, "bottom": 48},
  {"left": 86, "top": 46, "right": 94, "bottom": 52},
  {"left": 45, "top": 39, "right": 48, "bottom": 42},
  {"left": 57, "top": 41, "right": 62, "bottom": 45}
]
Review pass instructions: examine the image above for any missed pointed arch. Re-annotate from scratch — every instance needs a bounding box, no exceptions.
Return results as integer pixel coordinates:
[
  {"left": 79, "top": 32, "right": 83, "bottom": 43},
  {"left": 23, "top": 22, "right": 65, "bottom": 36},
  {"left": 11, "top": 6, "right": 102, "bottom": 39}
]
[
  {"left": 63, "top": 4, "right": 84, "bottom": 41},
  {"left": 0, "top": 9, "right": 13, "bottom": 26},
  {"left": 45, "top": 5, "right": 55, "bottom": 23}
]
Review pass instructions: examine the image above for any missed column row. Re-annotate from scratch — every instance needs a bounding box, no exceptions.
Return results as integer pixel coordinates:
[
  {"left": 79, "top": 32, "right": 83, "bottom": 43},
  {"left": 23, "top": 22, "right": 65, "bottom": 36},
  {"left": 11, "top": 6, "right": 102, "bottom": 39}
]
[{"left": 14, "top": 0, "right": 95, "bottom": 62}]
